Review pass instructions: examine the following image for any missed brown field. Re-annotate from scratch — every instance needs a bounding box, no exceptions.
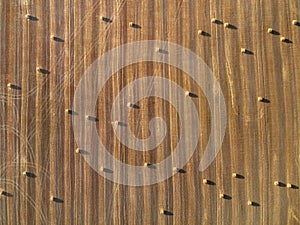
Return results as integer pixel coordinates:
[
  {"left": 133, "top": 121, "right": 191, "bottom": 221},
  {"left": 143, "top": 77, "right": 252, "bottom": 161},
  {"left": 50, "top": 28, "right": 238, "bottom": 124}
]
[{"left": 0, "top": 0, "right": 300, "bottom": 224}]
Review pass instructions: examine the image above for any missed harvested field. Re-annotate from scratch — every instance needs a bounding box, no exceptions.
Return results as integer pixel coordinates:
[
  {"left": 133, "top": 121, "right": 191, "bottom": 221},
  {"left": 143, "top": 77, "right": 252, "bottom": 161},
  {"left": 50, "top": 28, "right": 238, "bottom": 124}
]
[{"left": 0, "top": 0, "right": 299, "bottom": 224}]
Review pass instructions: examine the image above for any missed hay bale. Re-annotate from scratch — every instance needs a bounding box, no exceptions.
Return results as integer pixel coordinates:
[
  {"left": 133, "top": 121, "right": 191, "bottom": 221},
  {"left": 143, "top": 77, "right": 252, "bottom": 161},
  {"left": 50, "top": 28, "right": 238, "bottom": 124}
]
[
  {"left": 144, "top": 162, "right": 151, "bottom": 167},
  {"left": 126, "top": 102, "right": 139, "bottom": 109},
  {"left": 65, "top": 109, "right": 72, "bottom": 114},
  {"left": 247, "top": 201, "right": 253, "bottom": 206},
  {"left": 257, "top": 97, "right": 264, "bottom": 102},
  {"left": 219, "top": 193, "right": 225, "bottom": 199},
  {"left": 211, "top": 18, "right": 217, "bottom": 23},
  {"left": 267, "top": 28, "right": 273, "bottom": 33},
  {"left": 22, "top": 171, "right": 29, "bottom": 176},
  {"left": 224, "top": 23, "right": 229, "bottom": 28},
  {"left": 280, "top": 37, "right": 287, "bottom": 42},
  {"left": 113, "top": 120, "right": 120, "bottom": 126},
  {"left": 185, "top": 91, "right": 191, "bottom": 96},
  {"left": 286, "top": 183, "right": 292, "bottom": 188},
  {"left": 129, "top": 22, "right": 134, "bottom": 27},
  {"left": 241, "top": 48, "right": 247, "bottom": 53},
  {"left": 160, "top": 208, "right": 165, "bottom": 214},
  {"left": 25, "top": 14, "right": 32, "bottom": 20},
  {"left": 274, "top": 181, "right": 279, "bottom": 186},
  {"left": 198, "top": 30, "right": 204, "bottom": 35},
  {"left": 232, "top": 173, "right": 237, "bottom": 178},
  {"left": 202, "top": 179, "right": 208, "bottom": 184},
  {"left": 75, "top": 148, "right": 81, "bottom": 154},
  {"left": 292, "top": 20, "right": 299, "bottom": 25}
]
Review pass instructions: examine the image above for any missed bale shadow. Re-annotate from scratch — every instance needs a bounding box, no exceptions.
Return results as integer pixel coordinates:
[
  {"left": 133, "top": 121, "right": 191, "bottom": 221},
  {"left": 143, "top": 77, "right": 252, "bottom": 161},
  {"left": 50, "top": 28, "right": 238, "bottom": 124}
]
[
  {"left": 37, "top": 68, "right": 50, "bottom": 74},
  {"left": 201, "top": 31, "right": 211, "bottom": 37},
  {"left": 86, "top": 116, "right": 99, "bottom": 122},
  {"left": 173, "top": 168, "right": 186, "bottom": 174},
  {"left": 243, "top": 49, "right": 254, "bottom": 55},
  {"left": 204, "top": 179, "right": 216, "bottom": 185},
  {"left": 281, "top": 38, "right": 293, "bottom": 44},
  {"left": 131, "top": 104, "right": 140, "bottom": 109},
  {"left": 251, "top": 202, "right": 260, "bottom": 207},
  {"left": 24, "top": 172, "right": 37, "bottom": 178},
  {"left": 233, "top": 173, "right": 245, "bottom": 179},
  {"left": 117, "top": 121, "right": 127, "bottom": 127},
  {"left": 177, "top": 169, "right": 186, "bottom": 174},
  {"left": 118, "top": 121, "right": 127, "bottom": 127},
  {"left": 187, "top": 92, "right": 199, "bottom": 98},
  {"left": 112, "top": 121, "right": 128, "bottom": 127},
  {"left": 261, "top": 98, "right": 271, "bottom": 103},
  {"left": 156, "top": 48, "right": 169, "bottom": 54},
  {"left": 227, "top": 23, "right": 238, "bottom": 30},
  {"left": 8, "top": 84, "right": 21, "bottom": 90},
  {"left": 51, "top": 36, "right": 64, "bottom": 43},
  {"left": 222, "top": 194, "right": 232, "bottom": 200},
  {"left": 131, "top": 23, "right": 142, "bottom": 29},
  {"left": 289, "top": 184, "right": 299, "bottom": 189},
  {"left": 26, "top": 15, "right": 38, "bottom": 21},
  {"left": 128, "top": 103, "right": 140, "bottom": 109},
  {"left": 213, "top": 19, "right": 223, "bottom": 25},
  {"left": 145, "top": 164, "right": 156, "bottom": 169},
  {"left": 66, "top": 110, "right": 79, "bottom": 116},
  {"left": 102, "top": 168, "right": 113, "bottom": 174},
  {"left": 78, "top": 149, "right": 90, "bottom": 155},
  {"left": 52, "top": 197, "right": 64, "bottom": 203},
  {"left": 101, "top": 17, "right": 112, "bottom": 23},
  {"left": 162, "top": 210, "right": 173, "bottom": 216},
  {"left": 269, "top": 30, "right": 280, "bottom": 35},
  {"left": 2, "top": 191, "right": 13, "bottom": 197},
  {"left": 276, "top": 181, "right": 286, "bottom": 187}
]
